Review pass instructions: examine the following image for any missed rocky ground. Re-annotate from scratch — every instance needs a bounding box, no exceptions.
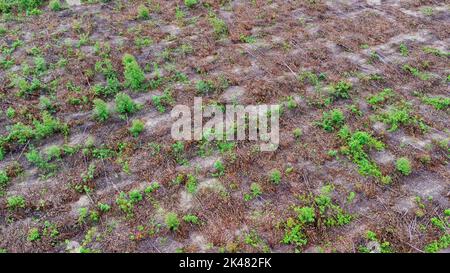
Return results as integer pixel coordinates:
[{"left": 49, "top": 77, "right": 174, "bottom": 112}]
[{"left": 0, "top": 0, "right": 449, "bottom": 253}]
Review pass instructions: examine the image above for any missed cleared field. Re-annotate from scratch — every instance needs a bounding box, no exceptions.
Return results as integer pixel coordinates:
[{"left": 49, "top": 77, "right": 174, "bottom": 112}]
[{"left": 0, "top": 0, "right": 449, "bottom": 253}]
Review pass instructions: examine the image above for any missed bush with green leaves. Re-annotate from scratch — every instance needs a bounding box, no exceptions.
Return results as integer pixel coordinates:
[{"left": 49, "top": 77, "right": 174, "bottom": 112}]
[
  {"left": 115, "top": 92, "right": 138, "bottom": 116},
  {"left": 269, "top": 169, "right": 281, "bottom": 185},
  {"left": 0, "top": 0, "right": 44, "bottom": 14},
  {"left": 93, "top": 98, "right": 110, "bottom": 122},
  {"left": 7, "top": 195, "right": 25, "bottom": 210},
  {"left": 186, "top": 174, "right": 197, "bottom": 194},
  {"left": 27, "top": 228, "right": 41, "bottom": 242},
  {"left": 396, "top": 157, "right": 412, "bottom": 176},
  {"left": 7, "top": 122, "right": 34, "bottom": 144},
  {"left": 377, "top": 105, "right": 427, "bottom": 132},
  {"left": 209, "top": 13, "right": 228, "bottom": 38},
  {"left": 122, "top": 54, "right": 146, "bottom": 91},
  {"left": 129, "top": 120, "right": 144, "bottom": 137},
  {"left": 144, "top": 182, "right": 160, "bottom": 194},
  {"left": 33, "top": 111, "right": 65, "bottom": 139},
  {"left": 318, "top": 109, "right": 344, "bottom": 132},
  {"left": 244, "top": 182, "right": 262, "bottom": 201},
  {"left": 331, "top": 81, "right": 352, "bottom": 99},
  {"left": 195, "top": 79, "right": 215, "bottom": 94},
  {"left": 339, "top": 126, "right": 386, "bottom": 179},
  {"left": 421, "top": 96, "right": 450, "bottom": 110},
  {"left": 294, "top": 206, "right": 315, "bottom": 224},
  {"left": 48, "top": 0, "right": 61, "bottom": 11},
  {"left": 165, "top": 212, "right": 180, "bottom": 231},
  {"left": 212, "top": 160, "right": 225, "bottom": 177},
  {"left": 367, "top": 88, "right": 394, "bottom": 107},
  {"left": 184, "top": 0, "right": 198, "bottom": 8},
  {"left": 6, "top": 107, "right": 15, "bottom": 119},
  {"left": 152, "top": 89, "right": 174, "bottom": 112},
  {"left": 0, "top": 170, "right": 9, "bottom": 193},
  {"left": 137, "top": 5, "right": 149, "bottom": 20},
  {"left": 183, "top": 214, "right": 199, "bottom": 224}
]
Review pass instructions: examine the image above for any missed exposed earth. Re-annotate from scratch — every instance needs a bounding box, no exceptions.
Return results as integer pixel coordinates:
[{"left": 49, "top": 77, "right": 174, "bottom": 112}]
[{"left": 0, "top": 0, "right": 449, "bottom": 253}]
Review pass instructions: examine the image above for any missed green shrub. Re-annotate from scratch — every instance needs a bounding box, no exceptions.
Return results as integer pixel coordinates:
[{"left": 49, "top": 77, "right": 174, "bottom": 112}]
[
  {"left": 209, "top": 14, "right": 228, "bottom": 38},
  {"left": 165, "top": 212, "right": 180, "bottom": 231},
  {"left": 293, "top": 128, "right": 302, "bottom": 139},
  {"left": 98, "top": 203, "right": 111, "bottom": 213},
  {"left": 244, "top": 183, "right": 262, "bottom": 201},
  {"left": 422, "top": 96, "right": 450, "bottom": 110},
  {"left": 144, "top": 182, "right": 160, "bottom": 194},
  {"left": 27, "top": 228, "right": 41, "bottom": 242},
  {"left": 339, "top": 127, "right": 385, "bottom": 179},
  {"left": 0, "top": 170, "right": 9, "bottom": 191},
  {"left": 129, "top": 119, "right": 144, "bottom": 137},
  {"left": 93, "top": 98, "right": 110, "bottom": 122},
  {"left": 295, "top": 206, "right": 315, "bottom": 224},
  {"left": 269, "top": 169, "right": 281, "bottom": 185},
  {"left": 212, "top": 160, "right": 225, "bottom": 177},
  {"left": 425, "top": 234, "right": 450, "bottom": 253},
  {"left": 318, "top": 109, "right": 344, "bottom": 132},
  {"left": 7, "top": 122, "right": 34, "bottom": 144},
  {"left": 129, "top": 190, "right": 143, "bottom": 204},
  {"left": 184, "top": 0, "right": 198, "bottom": 8},
  {"left": 6, "top": 107, "right": 15, "bottom": 119},
  {"left": 396, "top": 157, "right": 412, "bottom": 176},
  {"left": 39, "top": 96, "right": 56, "bottom": 113},
  {"left": 0, "top": 0, "right": 44, "bottom": 14},
  {"left": 183, "top": 214, "right": 199, "bottom": 224},
  {"left": 137, "top": 5, "right": 149, "bottom": 20},
  {"left": 122, "top": 54, "right": 146, "bottom": 91},
  {"left": 399, "top": 43, "right": 409, "bottom": 57},
  {"left": 115, "top": 92, "right": 138, "bottom": 116},
  {"left": 367, "top": 88, "right": 394, "bottom": 106},
  {"left": 48, "top": 0, "right": 61, "bottom": 11},
  {"left": 377, "top": 105, "right": 426, "bottom": 132},
  {"left": 195, "top": 80, "right": 215, "bottom": 94},
  {"left": 33, "top": 111, "right": 64, "bottom": 140},
  {"left": 7, "top": 195, "right": 25, "bottom": 210},
  {"left": 186, "top": 174, "right": 197, "bottom": 194},
  {"left": 46, "top": 145, "right": 61, "bottom": 160},
  {"left": 152, "top": 89, "right": 173, "bottom": 112},
  {"left": 331, "top": 81, "right": 352, "bottom": 99}
]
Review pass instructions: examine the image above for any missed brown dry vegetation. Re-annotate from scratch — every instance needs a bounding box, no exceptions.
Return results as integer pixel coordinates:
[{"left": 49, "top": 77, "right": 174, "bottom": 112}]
[{"left": 0, "top": 0, "right": 449, "bottom": 253}]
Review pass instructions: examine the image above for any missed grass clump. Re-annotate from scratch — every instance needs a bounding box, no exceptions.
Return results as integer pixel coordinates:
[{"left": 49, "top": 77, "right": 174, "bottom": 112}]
[
  {"left": 330, "top": 80, "right": 352, "bottom": 100},
  {"left": 425, "top": 234, "right": 450, "bottom": 253},
  {"left": 318, "top": 109, "right": 344, "bottom": 132},
  {"left": 165, "top": 212, "right": 180, "bottom": 231},
  {"left": 367, "top": 88, "right": 394, "bottom": 107},
  {"left": 184, "top": 0, "right": 198, "bottom": 8},
  {"left": 186, "top": 174, "right": 198, "bottom": 194},
  {"left": 269, "top": 169, "right": 281, "bottom": 185},
  {"left": 244, "top": 183, "right": 262, "bottom": 201},
  {"left": 421, "top": 96, "right": 450, "bottom": 110},
  {"left": 92, "top": 99, "right": 110, "bottom": 122},
  {"left": 27, "top": 228, "right": 41, "bottom": 242},
  {"left": 339, "top": 126, "right": 385, "bottom": 179},
  {"left": 402, "top": 64, "right": 430, "bottom": 81},
  {"left": 209, "top": 13, "right": 228, "bottom": 39},
  {"left": 183, "top": 214, "right": 199, "bottom": 224},
  {"left": 115, "top": 92, "right": 139, "bottom": 117},
  {"left": 137, "top": 5, "right": 149, "bottom": 20},
  {"left": 396, "top": 157, "right": 412, "bottom": 176},
  {"left": 122, "top": 54, "right": 146, "bottom": 91},
  {"left": 152, "top": 89, "right": 174, "bottom": 112},
  {"left": 49, "top": 0, "right": 61, "bottom": 11},
  {"left": 129, "top": 119, "right": 144, "bottom": 137},
  {"left": 7, "top": 195, "right": 25, "bottom": 210},
  {"left": 377, "top": 105, "right": 426, "bottom": 132}
]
